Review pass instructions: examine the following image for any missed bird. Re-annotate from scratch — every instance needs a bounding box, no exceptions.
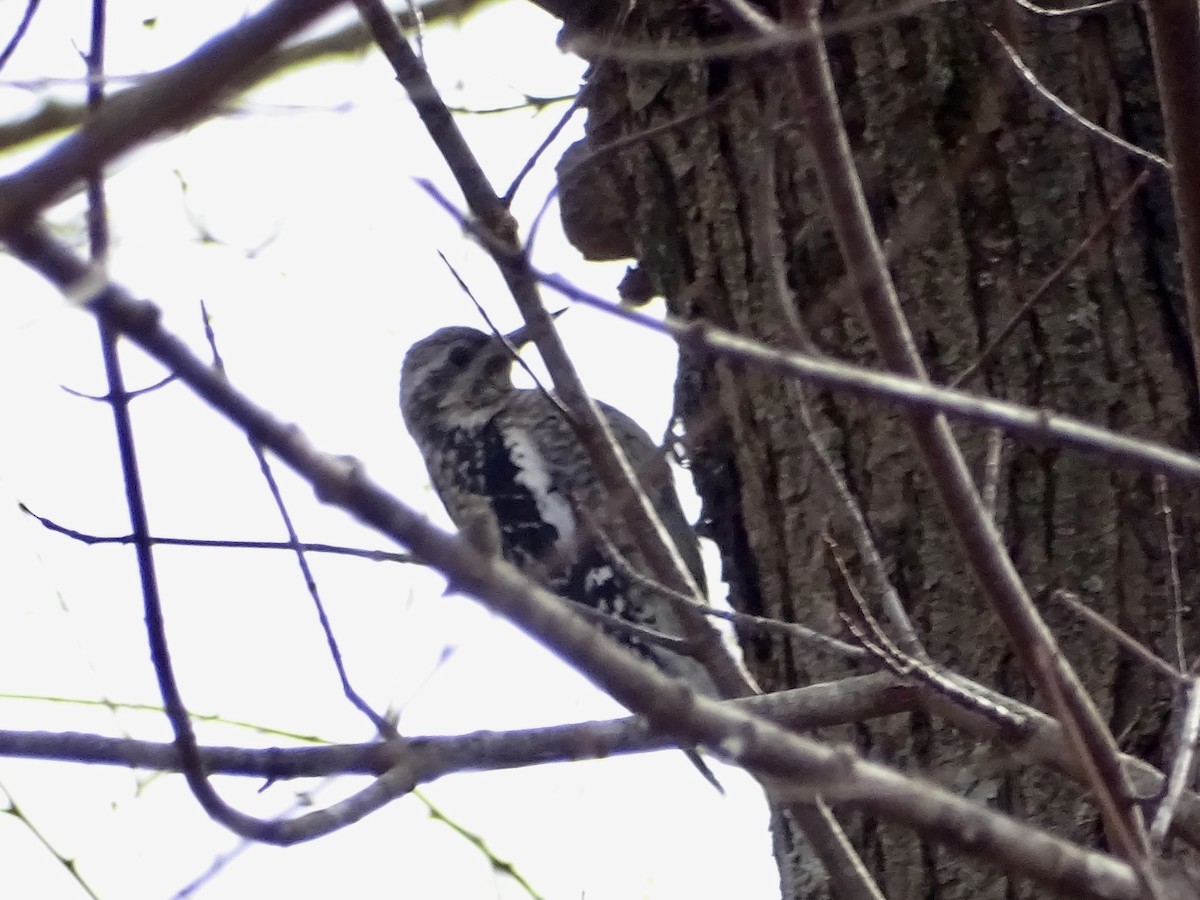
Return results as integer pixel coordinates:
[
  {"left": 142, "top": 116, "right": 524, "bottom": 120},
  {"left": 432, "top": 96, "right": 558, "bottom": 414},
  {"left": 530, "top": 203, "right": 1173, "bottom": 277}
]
[{"left": 400, "top": 323, "right": 724, "bottom": 784}]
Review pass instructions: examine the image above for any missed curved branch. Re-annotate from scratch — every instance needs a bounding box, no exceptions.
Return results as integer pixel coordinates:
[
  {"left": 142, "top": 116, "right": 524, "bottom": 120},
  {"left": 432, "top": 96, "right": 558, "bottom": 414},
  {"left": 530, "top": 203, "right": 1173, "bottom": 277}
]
[
  {"left": 0, "top": 225, "right": 1147, "bottom": 896},
  {"left": 0, "top": 0, "right": 343, "bottom": 235}
]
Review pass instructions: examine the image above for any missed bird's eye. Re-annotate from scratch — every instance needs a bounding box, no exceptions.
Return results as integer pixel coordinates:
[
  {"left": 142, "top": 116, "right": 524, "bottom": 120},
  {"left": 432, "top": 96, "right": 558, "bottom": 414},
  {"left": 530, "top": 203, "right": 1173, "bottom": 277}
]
[{"left": 447, "top": 345, "right": 473, "bottom": 369}]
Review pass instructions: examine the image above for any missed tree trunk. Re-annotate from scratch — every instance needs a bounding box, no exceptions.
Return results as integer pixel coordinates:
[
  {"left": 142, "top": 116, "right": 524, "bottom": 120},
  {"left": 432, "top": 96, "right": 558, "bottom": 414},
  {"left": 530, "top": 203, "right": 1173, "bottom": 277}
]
[{"left": 557, "top": 1, "right": 1200, "bottom": 896}]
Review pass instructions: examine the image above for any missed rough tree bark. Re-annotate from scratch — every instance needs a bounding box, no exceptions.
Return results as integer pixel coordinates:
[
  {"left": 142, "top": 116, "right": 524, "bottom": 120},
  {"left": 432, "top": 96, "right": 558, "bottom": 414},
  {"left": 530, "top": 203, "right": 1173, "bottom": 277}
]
[{"left": 553, "top": 1, "right": 1200, "bottom": 897}]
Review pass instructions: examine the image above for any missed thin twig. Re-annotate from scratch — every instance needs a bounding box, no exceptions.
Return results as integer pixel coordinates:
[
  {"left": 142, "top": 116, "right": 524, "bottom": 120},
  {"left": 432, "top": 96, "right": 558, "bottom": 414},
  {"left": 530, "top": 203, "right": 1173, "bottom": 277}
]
[
  {"left": 951, "top": 170, "right": 1151, "bottom": 388},
  {"left": 0, "top": 1, "right": 489, "bottom": 157},
  {"left": 1010, "top": 0, "right": 1128, "bottom": 15},
  {"left": 447, "top": 94, "right": 575, "bottom": 117},
  {"left": 0, "top": 782, "right": 101, "bottom": 900},
  {"left": 1151, "top": 678, "right": 1200, "bottom": 845},
  {"left": 1032, "top": 645, "right": 1157, "bottom": 888},
  {"left": 1155, "top": 475, "right": 1187, "bottom": 673},
  {"left": 795, "top": 385, "right": 925, "bottom": 658},
  {"left": 84, "top": 0, "right": 265, "bottom": 845},
  {"left": 787, "top": 0, "right": 1149, "bottom": 866},
  {"left": 565, "top": 0, "right": 946, "bottom": 64},
  {"left": 979, "top": 428, "right": 1004, "bottom": 520},
  {"left": 357, "top": 0, "right": 753, "bottom": 698},
  {"left": 1051, "top": 589, "right": 1182, "bottom": 682},
  {"left": 0, "top": 0, "right": 41, "bottom": 73},
  {"left": 200, "top": 303, "right": 391, "bottom": 735},
  {"left": 20, "top": 504, "right": 413, "bottom": 562},
  {"left": 530, "top": 268, "right": 1200, "bottom": 487},
  {"left": 827, "top": 535, "right": 1027, "bottom": 736},
  {"left": 988, "top": 29, "right": 1167, "bottom": 172},
  {"left": 503, "top": 92, "right": 583, "bottom": 205},
  {"left": 0, "top": 0, "right": 346, "bottom": 237},
  {"left": 588, "top": 507, "right": 867, "bottom": 660},
  {"left": 750, "top": 87, "right": 923, "bottom": 661},
  {"left": 6, "top": 224, "right": 1150, "bottom": 893},
  {"left": 60, "top": 373, "right": 177, "bottom": 401},
  {"left": 432, "top": 251, "right": 568, "bottom": 416}
]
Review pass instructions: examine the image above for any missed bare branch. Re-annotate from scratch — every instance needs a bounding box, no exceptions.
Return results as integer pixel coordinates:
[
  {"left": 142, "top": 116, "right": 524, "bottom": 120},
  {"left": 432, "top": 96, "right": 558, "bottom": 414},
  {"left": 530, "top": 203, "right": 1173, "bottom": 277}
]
[
  {"left": 3, "top": 225, "right": 1152, "bottom": 895},
  {"left": 988, "top": 29, "right": 1167, "bottom": 172},
  {"left": 1156, "top": 475, "right": 1187, "bottom": 673},
  {"left": 1032, "top": 645, "right": 1153, "bottom": 876},
  {"left": 1051, "top": 589, "right": 1182, "bottom": 683},
  {"left": 201, "top": 304, "right": 391, "bottom": 735},
  {"left": 19, "top": 505, "right": 413, "bottom": 562},
  {"left": 1009, "top": 0, "right": 1129, "bottom": 15},
  {"left": 82, "top": 0, "right": 269, "bottom": 847},
  {"left": 564, "top": 0, "right": 946, "bottom": 65},
  {"left": 503, "top": 92, "right": 583, "bottom": 205},
  {"left": 0, "top": 0, "right": 345, "bottom": 236},
  {"left": 979, "top": 428, "right": 1005, "bottom": 520},
  {"left": 747, "top": 84, "right": 920, "bottom": 663},
  {"left": 829, "top": 543, "right": 1027, "bottom": 737},
  {"left": 534, "top": 274, "right": 1200, "bottom": 488},
  {"left": 756, "top": 0, "right": 1147, "bottom": 867},
  {"left": 951, "top": 170, "right": 1152, "bottom": 388},
  {"left": 586, "top": 505, "right": 867, "bottom": 660},
  {"left": 0, "top": 0, "right": 488, "bottom": 156},
  {"left": 0, "top": 678, "right": 909, "bottom": 778},
  {"left": 0, "top": 0, "right": 41, "bottom": 74},
  {"left": 357, "top": 0, "right": 753, "bottom": 697},
  {"left": 10, "top": 662, "right": 1200, "bottom": 851},
  {"left": 1151, "top": 679, "right": 1200, "bottom": 845}
]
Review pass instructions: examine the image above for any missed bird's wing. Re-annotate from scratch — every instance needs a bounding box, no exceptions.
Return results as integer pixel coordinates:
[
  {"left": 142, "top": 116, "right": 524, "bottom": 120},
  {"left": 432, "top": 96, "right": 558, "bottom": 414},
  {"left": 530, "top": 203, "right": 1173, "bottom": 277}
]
[{"left": 503, "top": 392, "right": 706, "bottom": 596}]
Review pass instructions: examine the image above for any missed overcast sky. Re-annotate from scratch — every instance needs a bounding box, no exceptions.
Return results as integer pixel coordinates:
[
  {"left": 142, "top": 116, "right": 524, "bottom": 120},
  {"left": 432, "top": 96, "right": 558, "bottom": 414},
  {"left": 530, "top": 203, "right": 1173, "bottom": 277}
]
[{"left": 0, "top": 3, "right": 778, "bottom": 898}]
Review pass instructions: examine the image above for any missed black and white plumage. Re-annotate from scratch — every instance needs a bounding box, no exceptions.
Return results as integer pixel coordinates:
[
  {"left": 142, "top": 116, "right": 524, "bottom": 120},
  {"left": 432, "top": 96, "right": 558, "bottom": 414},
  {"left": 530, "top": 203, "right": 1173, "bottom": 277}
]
[{"left": 399, "top": 324, "right": 721, "bottom": 705}]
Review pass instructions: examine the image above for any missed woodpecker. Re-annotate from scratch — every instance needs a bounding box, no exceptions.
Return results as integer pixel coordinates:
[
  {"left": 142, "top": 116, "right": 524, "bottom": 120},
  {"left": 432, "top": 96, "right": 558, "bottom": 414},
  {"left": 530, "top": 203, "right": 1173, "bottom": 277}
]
[{"left": 400, "top": 324, "right": 723, "bottom": 782}]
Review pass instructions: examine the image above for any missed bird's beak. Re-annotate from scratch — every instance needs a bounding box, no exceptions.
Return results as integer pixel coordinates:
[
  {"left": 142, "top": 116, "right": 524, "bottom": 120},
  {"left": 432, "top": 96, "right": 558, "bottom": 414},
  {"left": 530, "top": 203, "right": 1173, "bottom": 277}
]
[{"left": 502, "top": 309, "right": 567, "bottom": 349}]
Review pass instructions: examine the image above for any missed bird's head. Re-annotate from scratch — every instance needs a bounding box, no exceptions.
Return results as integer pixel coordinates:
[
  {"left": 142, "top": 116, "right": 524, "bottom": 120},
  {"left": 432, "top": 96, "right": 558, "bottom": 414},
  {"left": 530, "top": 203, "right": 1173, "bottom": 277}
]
[{"left": 400, "top": 325, "right": 527, "bottom": 433}]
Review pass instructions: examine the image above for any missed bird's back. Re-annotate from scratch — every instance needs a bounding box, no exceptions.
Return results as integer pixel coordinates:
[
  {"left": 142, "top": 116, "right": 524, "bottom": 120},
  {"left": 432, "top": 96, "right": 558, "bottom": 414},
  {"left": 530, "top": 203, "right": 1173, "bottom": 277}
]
[
  {"left": 495, "top": 390, "right": 715, "bottom": 693},
  {"left": 418, "top": 385, "right": 716, "bottom": 695},
  {"left": 498, "top": 390, "right": 706, "bottom": 593}
]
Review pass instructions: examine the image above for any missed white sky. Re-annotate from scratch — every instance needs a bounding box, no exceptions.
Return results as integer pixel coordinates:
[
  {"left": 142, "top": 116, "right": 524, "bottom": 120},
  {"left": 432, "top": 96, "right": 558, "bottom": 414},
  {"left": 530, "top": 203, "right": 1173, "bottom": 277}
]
[{"left": 0, "top": 2, "right": 778, "bottom": 897}]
